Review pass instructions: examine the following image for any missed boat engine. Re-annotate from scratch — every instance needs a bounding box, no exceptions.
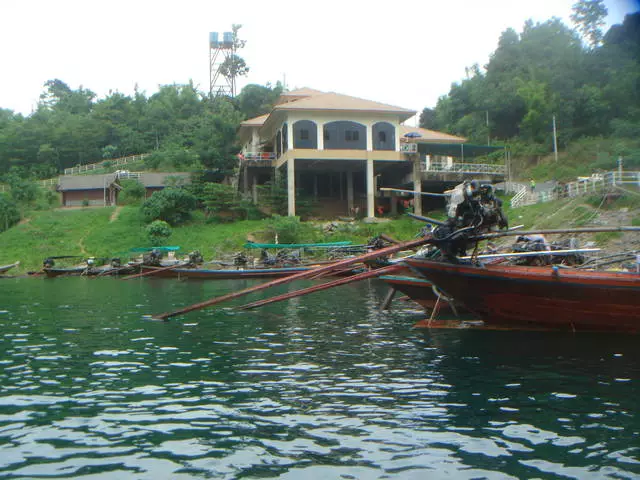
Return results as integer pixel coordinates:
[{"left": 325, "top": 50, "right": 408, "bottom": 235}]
[
  {"left": 428, "top": 180, "right": 509, "bottom": 259},
  {"left": 143, "top": 249, "right": 163, "bottom": 266},
  {"left": 43, "top": 257, "right": 55, "bottom": 268},
  {"left": 188, "top": 250, "right": 204, "bottom": 266}
]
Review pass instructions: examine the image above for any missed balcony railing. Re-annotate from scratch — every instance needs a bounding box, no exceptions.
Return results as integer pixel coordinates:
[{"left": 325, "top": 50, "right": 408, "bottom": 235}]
[
  {"left": 242, "top": 152, "right": 276, "bottom": 162},
  {"left": 422, "top": 161, "right": 506, "bottom": 175}
]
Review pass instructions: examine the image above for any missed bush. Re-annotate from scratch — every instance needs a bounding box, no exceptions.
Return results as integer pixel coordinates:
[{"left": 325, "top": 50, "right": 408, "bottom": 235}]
[
  {"left": 146, "top": 220, "right": 172, "bottom": 246},
  {"left": 141, "top": 188, "right": 197, "bottom": 225},
  {"left": 119, "top": 179, "right": 146, "bottom": 205},
  {"left": 0, "top": 194, "right": 20, "bottom": 232}
]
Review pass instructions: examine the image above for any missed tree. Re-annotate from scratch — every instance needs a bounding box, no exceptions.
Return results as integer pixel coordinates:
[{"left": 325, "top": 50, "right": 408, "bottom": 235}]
[
  {"left": 419, "top": 108, "right": 436, "bottom": 129},
  {"left": 236, "top": 83, "right": 283, "bottom": 119},
  {"left": 571, "top": 0, "right": 608, "bottom": 48},
  {"left": 218, "top": 24, "right": 249, "bottom": 95}
]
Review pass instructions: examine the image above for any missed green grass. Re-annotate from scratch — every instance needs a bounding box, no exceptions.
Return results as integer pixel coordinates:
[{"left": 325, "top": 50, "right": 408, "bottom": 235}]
[{"left": 0, "top": 206, "right": 428, "bottom": 274}]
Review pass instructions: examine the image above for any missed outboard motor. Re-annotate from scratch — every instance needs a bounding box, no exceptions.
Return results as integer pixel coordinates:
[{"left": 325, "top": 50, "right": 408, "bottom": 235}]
[
  {"left": 43, "top": 257, "right": 55, "bottom": 268},
  {"left": 188, "top": 250, "right": 204, "bottom": 266}
]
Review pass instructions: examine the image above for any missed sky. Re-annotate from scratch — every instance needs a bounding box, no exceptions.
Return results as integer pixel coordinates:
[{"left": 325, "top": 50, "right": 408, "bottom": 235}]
[{"left": 1, "top": 0, "right": 638, "bottom": 122}]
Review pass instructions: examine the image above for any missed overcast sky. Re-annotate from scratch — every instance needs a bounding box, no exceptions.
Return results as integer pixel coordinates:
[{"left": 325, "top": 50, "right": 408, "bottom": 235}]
[{"left": 1, "top": 0, "right": 638, "bottom": 121}]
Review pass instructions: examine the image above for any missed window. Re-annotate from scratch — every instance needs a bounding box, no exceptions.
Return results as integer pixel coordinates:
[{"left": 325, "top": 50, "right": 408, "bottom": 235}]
[
  {"left": 378, "top": 131, "right": 387, "bottom": 143},
  {"left": 324, "top": 130, "right": 330, "bottom": 141},
  {"left": 345, "top": 130, "right": 359, "bottom": 142},
  {"left": 300, "top": 129, "right": 309, "bottom": 140}
]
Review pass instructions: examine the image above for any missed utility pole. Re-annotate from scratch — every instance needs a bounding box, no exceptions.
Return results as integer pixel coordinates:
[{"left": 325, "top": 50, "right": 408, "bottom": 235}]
[
  {"left": 552, "top": 115, "right": 558, "bottom": 162},
  {"left": 486, "top": 110, "right": 490, "bottom": 146}
]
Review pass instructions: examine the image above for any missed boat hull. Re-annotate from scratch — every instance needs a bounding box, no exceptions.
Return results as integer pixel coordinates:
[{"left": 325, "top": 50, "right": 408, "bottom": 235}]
[
  {"left": 380, "top": 275, "right": 440, "bottom": 310},
  {"left": 405, "top": 259, "right": 640, "bottom": 332},
  {"left": 140, "top": 265, "right": 313, "bottom": 279},
  {"left": 0, "top": 262, "right": 19, "bottom": 275}
]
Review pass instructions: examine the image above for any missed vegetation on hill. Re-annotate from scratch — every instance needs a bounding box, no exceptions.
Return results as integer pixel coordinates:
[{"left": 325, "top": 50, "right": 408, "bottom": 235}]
[{"left": 421, "top": 3, "right": 640, "bottom": 180}]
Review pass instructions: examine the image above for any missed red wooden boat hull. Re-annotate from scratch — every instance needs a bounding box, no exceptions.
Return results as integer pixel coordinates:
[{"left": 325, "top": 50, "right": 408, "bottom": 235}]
[
  {"left": 405, "top": 259, "right": 640, "bottom": 332},
  {"left": 380, "top": 275, "right": 440, "bottom": 309}
]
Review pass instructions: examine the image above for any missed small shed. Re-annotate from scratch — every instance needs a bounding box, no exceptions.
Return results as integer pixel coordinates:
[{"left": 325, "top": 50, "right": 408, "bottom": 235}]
[
  {"left": 57, "top": 172, "right": 192, "bottom": 207},
  {"left": 57, "top": 174, "right": 120, "bottom": 207}
]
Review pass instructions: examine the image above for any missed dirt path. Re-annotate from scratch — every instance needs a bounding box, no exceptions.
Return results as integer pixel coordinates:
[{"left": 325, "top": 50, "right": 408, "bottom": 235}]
[{"left": 109, "top": 206, "right": 123, "bottom": 222}]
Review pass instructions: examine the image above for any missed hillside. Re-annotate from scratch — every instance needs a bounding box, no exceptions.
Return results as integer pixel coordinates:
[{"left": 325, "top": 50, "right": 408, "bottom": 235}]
[{"left": 1, "top": 189, "right": 638, "bottom": 275}]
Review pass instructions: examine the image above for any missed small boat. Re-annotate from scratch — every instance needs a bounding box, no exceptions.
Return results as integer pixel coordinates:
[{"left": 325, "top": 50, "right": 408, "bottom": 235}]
[
  {"left": 138, "top": 264, "right": 358, "bottom": 280},
  {"left": 43, "top": 265, "right": 89, "bottom": 278},
  {"left": 0, "top": 261, "right": 20, "bottom": 275},
  {"left": 405, "top": 258, "right": 640, "bottom": 332}
]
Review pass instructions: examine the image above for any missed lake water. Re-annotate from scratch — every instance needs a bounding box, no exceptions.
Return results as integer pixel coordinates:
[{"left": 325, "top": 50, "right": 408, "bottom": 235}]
[{"left": 0, "top": 277, "right": 638, "bottom": 479}]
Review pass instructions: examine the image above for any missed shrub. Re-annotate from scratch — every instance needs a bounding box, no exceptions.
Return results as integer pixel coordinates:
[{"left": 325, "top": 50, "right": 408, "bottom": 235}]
[
  {"left": 0, "top": 194, "right": 20, "bottom": 232},
  {"left": 146, "top": 220, "right": 172, "bottom": 246},
  {"left": 119, "top": 179, "right": 146, "bottom": 205},
  {"left": 141, "top": 188, "right": 197, "bottom": 225}
]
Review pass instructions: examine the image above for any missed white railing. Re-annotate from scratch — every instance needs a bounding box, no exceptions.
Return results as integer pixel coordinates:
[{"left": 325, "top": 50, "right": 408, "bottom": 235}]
[
  {"left": 116, "top": 171, "right": 142, "bottom": 180},
  {"left": 242, "top": 152, "right": 276, "bottom": 162},
  {"left": 513, "top": 170, "right": 640, "bottom": 208},
  {"left": 63, "top": 153, "right": 150, "bottom": 175},
  {"left": 509, "top": 184, "right": 529, "bottom": 208},
  {"left": 423, "top": 161, "right": 506, "bottom": 175}
]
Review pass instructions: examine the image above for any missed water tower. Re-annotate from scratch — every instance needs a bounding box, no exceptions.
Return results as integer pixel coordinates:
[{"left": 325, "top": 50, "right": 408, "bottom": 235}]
[{"left": 209, "top": 30, "right": 236, "bottom": 97}]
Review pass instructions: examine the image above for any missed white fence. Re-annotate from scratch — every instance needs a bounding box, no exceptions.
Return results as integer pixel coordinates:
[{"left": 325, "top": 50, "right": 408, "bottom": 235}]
[
  {"left": 512, "top": 170, "right": 640, "bottom": 208},
  {"left": 423, "top": 161, "right": 506, "bottom": 175},
  {"left": 63, "top": 153, "right": 150, "bottom": 176}
]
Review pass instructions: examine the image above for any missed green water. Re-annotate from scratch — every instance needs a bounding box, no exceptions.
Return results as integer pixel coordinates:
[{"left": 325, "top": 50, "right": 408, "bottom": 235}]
[{"left": 0, "top": 277, "right": 638, "bottom": 479}]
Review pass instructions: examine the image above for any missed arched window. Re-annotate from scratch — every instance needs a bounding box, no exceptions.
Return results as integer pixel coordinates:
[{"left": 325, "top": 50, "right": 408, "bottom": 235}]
[
  {"left": 293, "top": 120, "right": 318, "bottom": 149},
  {"left": 323, "top": 121, "right": 366, "bottom": 150},
  {"left": 373, "top": 122, "right": 395, "bottom": 151}
]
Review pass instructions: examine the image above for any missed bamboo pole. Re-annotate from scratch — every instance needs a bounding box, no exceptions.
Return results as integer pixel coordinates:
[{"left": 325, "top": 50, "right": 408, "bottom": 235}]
[
  {"left": 152, "top": 237, "right": 430, "bottom": 320},
  {"left": 238, "top": 265, "right": 404, "bottom": 310},
  {"left": 474, "top": 226, "right": 640, "bottom": 241}
]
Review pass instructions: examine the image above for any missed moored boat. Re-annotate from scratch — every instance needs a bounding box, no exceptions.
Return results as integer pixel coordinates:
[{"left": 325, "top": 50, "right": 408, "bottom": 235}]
[
  {"left": 139, "top": 263, "right": 359, "bottom": 279},
  {"left": 0, "top": 261, "right": 20, "bottom": 275},
  {"left": 405, "top": 258, "right": 640, "bottom": 332}
]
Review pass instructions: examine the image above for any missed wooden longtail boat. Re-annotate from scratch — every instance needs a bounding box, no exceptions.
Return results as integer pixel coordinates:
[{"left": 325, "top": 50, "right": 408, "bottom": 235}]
[
  {"left": 405, "top": 259, "right": 640, "bottom": 332},
  {"left": 0, "top": 261, "right": 20, "bottom": 275},
  {"left": 139, "top": 264, "right": 359, "bottom": 279}
]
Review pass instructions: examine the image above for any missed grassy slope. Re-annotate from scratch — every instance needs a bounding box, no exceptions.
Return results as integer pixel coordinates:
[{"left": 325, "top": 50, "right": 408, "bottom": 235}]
[{"left": 0, "top": 206, "right": 426, "bottom": 273}]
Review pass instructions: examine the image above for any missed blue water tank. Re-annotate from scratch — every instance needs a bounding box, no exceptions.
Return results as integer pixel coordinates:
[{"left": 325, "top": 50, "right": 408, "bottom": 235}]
[
  {"left": 209, "top": 32, "right": 219, "bottom": 48},
  {"left": 223, "top": 31, "right": 233, "bottom": 47}
]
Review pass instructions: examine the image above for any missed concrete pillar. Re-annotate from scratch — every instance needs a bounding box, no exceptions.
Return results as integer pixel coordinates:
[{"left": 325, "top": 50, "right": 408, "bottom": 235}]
[
  {"left": 287, "top": 158, "right": 296, "bottom": 216},
  {"left": 366, "top": 158, "right": 375, "bottom": 218},
  {"left": 390, "top": 195, "right": 397, "bottom": 215},
  {"left": 366, "top": 123, "right": 373, "bottom": 151},
  {"left": 243, "top": 164, "right": 249, "bottom": 194},
  {"left": 347, "top": 170, "right": 354, "bottom": 213},
  {"left": 252, "top": 181, "right": 258, "bottom": 204},
  {"left": 318, "top": 122, "right": 324, "bottom": 150},
  {"left": 413, "top": 155, "right": 423, "bottom": 216}
]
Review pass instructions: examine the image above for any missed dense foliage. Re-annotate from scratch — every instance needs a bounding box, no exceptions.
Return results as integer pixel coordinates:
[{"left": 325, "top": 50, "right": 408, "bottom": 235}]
[
  {"left": 423, "top": 5, "right": 640, "bottom": 170},
  {"left": 0, "top": 80, "right": 283, "bottom": 182},
  {"left": 141, "top": 188, "right": 198, "bottom": 225}
]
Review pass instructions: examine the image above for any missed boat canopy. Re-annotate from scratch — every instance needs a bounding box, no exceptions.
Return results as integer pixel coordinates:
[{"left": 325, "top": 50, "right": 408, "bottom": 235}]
[
  {"left": 130, "top": 246, "right": 181, "bottom": 252},
  {"left": 244, "top": 241, "right": 353, "bottom": 249}
]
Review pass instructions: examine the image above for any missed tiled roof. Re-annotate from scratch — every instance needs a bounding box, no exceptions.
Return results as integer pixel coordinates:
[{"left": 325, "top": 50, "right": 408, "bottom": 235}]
[
  {"left": 273, "top": 92, "right": 415, "bottom": 119},
  {"left": 58, "top": 174, "right": 117, "bottom": 191}
]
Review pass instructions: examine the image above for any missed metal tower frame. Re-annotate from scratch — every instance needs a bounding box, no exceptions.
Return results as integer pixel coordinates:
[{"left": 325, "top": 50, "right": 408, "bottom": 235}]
[{"left": 209, "top": 31, "right": 236, "bottom": 98}]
